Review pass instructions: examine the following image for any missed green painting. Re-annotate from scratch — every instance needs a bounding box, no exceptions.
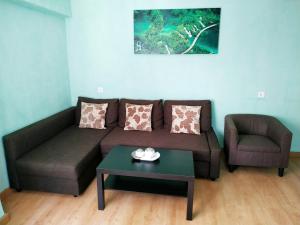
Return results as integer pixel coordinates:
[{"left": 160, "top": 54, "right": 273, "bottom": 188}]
[{"left": 134, "top": 8, "right": 221, "bottom": 55}]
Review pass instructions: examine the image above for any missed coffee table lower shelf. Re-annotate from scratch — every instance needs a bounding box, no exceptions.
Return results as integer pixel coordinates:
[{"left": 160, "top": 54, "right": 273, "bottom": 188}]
[
  {"left": 97, "top": 174, "right": 195, "bottom": 220},
  {"left": 105, "top": 175, "right": 188, "bottom": 196}
]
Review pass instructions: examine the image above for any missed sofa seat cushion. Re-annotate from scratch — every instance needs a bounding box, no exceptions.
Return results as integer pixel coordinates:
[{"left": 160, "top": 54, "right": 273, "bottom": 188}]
[
  {"left": 100, "top": 127, "right": 210, "bottom": 161},
  {"left": 16, "top": 125, "right": 111, "bottom": 180},
  {"left": 238, "top": 135, "right": 280, "bottom": 153}
]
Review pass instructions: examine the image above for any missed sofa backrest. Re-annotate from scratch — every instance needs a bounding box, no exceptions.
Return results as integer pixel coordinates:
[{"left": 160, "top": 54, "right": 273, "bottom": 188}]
[
  {"left": 76, "top": 96, "right": 119, "bottom": 128},
  {"left": 76, "top": 97, "right": 211, "bottom": 131},
  {"left": 164, "top": 100, "right": 211, "bottom": 132},
  {"left": 118, "top": 99, "right": 164, "bottom": 129}
]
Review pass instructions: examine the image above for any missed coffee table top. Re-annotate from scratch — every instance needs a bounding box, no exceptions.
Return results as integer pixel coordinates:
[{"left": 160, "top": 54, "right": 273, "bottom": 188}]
[{"left": 97, "top": 145, "right": 194, "bottom": 180}]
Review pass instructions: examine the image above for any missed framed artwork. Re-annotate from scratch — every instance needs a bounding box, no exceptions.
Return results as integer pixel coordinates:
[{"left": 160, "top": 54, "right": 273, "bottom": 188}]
[{"left": 134, "top": 8, "right": 221, "bottom": 55}]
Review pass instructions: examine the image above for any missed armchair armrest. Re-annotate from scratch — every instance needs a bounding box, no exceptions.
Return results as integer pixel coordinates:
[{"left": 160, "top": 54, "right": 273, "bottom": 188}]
[
  {"left": 2, "top": 107, "right": 75, "bottom": 189},
  {"left": 224, "top": 115, "right": 239, "bottom": 153},
  {"left": 206, "top": 128, "right": 221, "bottom": 179},
  {"left": 267, "top": 118, "right": 293, "bottom": 154}
]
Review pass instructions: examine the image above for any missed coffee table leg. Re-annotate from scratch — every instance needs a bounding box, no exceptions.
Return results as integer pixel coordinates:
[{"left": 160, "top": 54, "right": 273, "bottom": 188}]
[
  {"left": 97, "top": 173, "right": 105, "bottom": 210},
  {"left": 186, "top": 179, "right": 194, "bottom": 220}
]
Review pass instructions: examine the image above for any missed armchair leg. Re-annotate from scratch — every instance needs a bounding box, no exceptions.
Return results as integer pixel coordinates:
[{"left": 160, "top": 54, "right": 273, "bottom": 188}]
[{"left": 278, "top": 168, "right": 284, "bottom": 177}]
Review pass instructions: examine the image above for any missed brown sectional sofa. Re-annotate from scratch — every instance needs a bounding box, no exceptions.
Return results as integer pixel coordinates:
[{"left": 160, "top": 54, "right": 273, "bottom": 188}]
[{"left": 3, "top": 97, "right": 221, "bottom": 196}]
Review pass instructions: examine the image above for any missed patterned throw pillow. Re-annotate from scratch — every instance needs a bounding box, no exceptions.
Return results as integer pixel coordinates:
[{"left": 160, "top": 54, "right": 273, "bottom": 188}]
[
  {"left": 124, "top": 103, "right": 153, "bottom": 132},
  {"left": 171, "top": 105, "right": 202, "bottom": 135},
  {"left": 79, "top": 102, "right": 108, "bottom": 129}
]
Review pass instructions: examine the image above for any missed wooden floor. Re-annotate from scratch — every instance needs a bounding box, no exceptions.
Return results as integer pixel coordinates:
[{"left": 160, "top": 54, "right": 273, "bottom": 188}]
[{"left": 2, "top": 158, "right": 300, "bottom": 225}]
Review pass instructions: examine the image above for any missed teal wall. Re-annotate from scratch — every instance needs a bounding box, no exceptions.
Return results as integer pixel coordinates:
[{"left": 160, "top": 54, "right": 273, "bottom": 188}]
[
  {"left": 0, "top": 0, "right": 71, "bottom": 192},
  {"left": 67, "top": 0, "right": 300, "bottom": 150},
  {"left": 10, "top": 0, "right": 71, "bottom": 16}
]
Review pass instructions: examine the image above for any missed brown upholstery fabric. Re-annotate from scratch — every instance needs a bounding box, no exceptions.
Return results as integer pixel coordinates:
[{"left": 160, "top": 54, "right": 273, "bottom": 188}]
[
  {"left": 119, "top": 99, "right": 163, "bottom": 129},
  {"left": 231, "top": 114, "right": 269, "bottom": 136},
  {"left": 3, "top": 107, "right": 76, "bottom": 189},
  {"left": 224, "top": 114, "right": 293, "bottom": 168},
  {"left": 100, "top": 127, "right": 210, "bottom": 161},
  {"left": 18, "top": 158, "right": 98, "bottom": 195},
  {"left": 164, "top": 100, "right": 211, "bottom": 132},
  {"left": 76, "top": 96, "right": 119, "bottom": 127},
  {"left": 206, "top": 128, "right": 221, "bottom": 179},
  {"left": 16, "top": 125, "right": 111, "bottom": 180},
  {"left": 18, "top": 174, "right": 81, "bottom": 195},
  {"left": 194, "top": 161, "right": 210, "bottom": 178},
  {"left": 238, "top": 135, "right": 280, "bottom": 153}
]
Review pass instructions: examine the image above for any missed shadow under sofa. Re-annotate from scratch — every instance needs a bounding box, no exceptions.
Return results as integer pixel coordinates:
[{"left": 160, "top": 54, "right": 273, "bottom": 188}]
[{"left": 3, "top": 97, "right": 221, "bottom": 196}]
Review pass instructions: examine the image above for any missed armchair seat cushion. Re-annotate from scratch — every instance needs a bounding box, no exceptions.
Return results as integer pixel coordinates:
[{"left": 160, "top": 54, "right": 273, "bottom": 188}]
[
  {"left": 238, "top": 135, "right": 280, "bottom": 153},
  {"left": 16, "top": 125, "right": 111, "bottom": 180},
  {"left": 100, "top": 127, "right": 210, "bottom": 161}
]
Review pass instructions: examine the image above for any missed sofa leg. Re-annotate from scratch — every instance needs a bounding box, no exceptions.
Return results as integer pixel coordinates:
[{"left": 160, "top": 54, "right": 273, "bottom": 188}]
[
  {"left": 228, "top": 165, "right": 236, "bottom": 173},
  {"left": 16, "top": 188, "right": 22, "bottom": 192},
  {"left": 210, "top": 178, "right": 216, "bottom": 181},
  {"left": 73, "top": 195, "right": 78, "bottom": 197},
  {"left": 278, "top": 168, "right": 284, "bottom": 177}
]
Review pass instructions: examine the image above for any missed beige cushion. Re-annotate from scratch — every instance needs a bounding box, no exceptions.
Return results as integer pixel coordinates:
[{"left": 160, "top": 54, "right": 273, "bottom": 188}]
[
  {"left": 171, "top": 105, "right": 201, "bottom": 135},
  {"left": 79, "top": 102, "right": 108, "bottom": 129},
  {"left": 124, "top": 103, "right": 153, "bottom": 132}
]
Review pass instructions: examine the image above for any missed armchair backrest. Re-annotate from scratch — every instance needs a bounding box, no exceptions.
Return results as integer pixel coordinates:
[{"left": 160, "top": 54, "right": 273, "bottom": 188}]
[{"left": 230, "top": 114, "right": 271, "bottom": 136}]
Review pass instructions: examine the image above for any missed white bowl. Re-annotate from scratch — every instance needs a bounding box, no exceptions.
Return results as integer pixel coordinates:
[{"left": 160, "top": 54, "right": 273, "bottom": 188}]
[{"left": 132, "top": 150, "right": 160, "bottom": 161}]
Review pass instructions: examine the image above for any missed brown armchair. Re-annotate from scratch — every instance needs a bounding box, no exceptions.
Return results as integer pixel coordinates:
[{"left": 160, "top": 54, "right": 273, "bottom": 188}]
[{"left": 224, "top": 114, "right": 292, "bottom": 176}]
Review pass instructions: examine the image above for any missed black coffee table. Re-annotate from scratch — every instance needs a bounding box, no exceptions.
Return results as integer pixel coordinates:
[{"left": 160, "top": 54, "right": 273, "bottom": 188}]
[{"left": 96, "top": 145, "right": 195, "bottom": 220}]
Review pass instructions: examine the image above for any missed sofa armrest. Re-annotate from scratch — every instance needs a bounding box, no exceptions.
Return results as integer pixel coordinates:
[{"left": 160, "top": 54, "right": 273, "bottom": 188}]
[
  {"left": 2, "top": 107, "right": 75, "bottom": 189},
  {"left": 224, "top": 115, "right": 239, "bottom": 156},
  {"left": 267, "top": 118, "right": 293, "bottom": 155},
  {"left": 206, "top": 128, "right": 221, "bottom": 179}
]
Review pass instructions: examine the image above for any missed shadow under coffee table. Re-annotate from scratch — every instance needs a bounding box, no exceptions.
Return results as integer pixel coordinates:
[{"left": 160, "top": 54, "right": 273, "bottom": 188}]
[{"left": 96, "top": 145, "right": 195, "bottom": 220}]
